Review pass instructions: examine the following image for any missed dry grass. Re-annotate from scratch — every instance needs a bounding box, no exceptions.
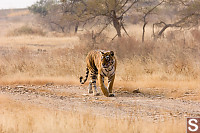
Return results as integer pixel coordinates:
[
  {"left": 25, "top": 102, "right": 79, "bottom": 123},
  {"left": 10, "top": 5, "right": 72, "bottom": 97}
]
[
  {"left": 7, "top": 25, "right": 46, "bottom": 36},
  {"left": 116, "top": 80, "right": 200, "bottom": 101},
  {"left": 0, "top": 76, "right": 79, "bottom": 86},
  {"left": 0, "top": 35, "right": 79, "bottom": 48},
  {"left": 1, "top": 10, "right": 200, "bottom": 100},
  {"left": 0, "top": 95, "right": 185, "bottom": 133},
  {"left": 7, "top": 10, "right": 30, "bottom": 17},
  {"left": 0, "top": 28, "right": 200, "bottom": 100}
]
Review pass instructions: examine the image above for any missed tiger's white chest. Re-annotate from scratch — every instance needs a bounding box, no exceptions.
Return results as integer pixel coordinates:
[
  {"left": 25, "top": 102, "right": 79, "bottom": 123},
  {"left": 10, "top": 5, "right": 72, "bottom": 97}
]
[{"left": 101, "top": 65, "right": 115, "bottom": 77}]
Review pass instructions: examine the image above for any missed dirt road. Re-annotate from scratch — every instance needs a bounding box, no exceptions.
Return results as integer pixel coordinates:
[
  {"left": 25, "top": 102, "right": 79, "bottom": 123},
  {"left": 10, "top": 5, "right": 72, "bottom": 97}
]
[{"left": 0, "top": 84, "right": 200, "bottom": 120}]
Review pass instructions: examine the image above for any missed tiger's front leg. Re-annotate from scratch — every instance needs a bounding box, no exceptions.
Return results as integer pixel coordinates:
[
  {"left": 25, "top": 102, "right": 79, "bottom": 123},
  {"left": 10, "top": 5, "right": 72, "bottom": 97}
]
[
  {"left": 99, "top": 74, "right": 109, "bottom": 97},
  {"left": 108, "top": 74, "right": 115, "bottom": 97},
  {"left": 90, "top": 72, "right": 100, "bottom": 96}
]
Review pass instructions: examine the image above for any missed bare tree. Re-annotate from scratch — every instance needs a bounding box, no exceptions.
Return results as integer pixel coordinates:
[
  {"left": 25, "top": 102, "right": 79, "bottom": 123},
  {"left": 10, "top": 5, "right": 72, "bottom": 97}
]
[
  {"left": 153, "top": 0, "right": 200, "bottom": 38},
  {"left": 60, "top": 0, "right": 139, "bottom": 38},
  {"left": 139, "top": 0, "right": 165, "bottom": 42}
]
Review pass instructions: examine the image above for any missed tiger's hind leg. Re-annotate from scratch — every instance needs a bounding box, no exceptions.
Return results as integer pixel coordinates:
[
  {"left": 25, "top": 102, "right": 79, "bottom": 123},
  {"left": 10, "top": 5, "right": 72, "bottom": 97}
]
[
  {"left": 90, "top": 71, "right": 100, "bottom": 96},
  {"left": 88, "top": 82, "right": 93, "bottom": 94}
]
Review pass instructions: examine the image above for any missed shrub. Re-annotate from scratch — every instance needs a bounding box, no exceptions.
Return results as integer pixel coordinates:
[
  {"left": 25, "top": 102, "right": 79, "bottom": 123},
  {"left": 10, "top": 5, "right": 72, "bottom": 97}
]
[{"left": 7, "top": 25, "right": 46, "bottom": 36}]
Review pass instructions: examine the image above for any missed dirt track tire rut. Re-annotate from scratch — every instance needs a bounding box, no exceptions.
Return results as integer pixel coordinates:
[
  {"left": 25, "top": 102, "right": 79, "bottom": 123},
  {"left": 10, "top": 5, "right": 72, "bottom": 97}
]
[{"left": 0, "top": 85, "right": 200, "bottom": 120}]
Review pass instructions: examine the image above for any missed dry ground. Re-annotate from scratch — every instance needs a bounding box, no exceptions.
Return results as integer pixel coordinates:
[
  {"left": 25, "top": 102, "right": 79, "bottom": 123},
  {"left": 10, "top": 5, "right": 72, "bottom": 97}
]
[
  {"left": 0, "top": 84, "right": 195, "bottom": 133},
  {"left": 1, "top": 84, "right": 200, "bottom": 119}
]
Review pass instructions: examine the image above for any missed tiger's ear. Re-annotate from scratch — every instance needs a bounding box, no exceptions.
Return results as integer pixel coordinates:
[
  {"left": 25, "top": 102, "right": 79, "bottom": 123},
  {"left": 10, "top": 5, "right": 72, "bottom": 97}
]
[
  {"left": 110, "top": 51, "right": 114, "bottom": 56},
  {"left": 100, "top": 51, "right": 104, "bottom": 55}
]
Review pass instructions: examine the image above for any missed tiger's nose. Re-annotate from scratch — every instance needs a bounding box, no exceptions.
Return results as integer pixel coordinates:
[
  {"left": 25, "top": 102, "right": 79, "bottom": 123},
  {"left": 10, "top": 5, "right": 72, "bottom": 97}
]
[{"left": 105, "top": 56, "right": 110, "bottom": 61}]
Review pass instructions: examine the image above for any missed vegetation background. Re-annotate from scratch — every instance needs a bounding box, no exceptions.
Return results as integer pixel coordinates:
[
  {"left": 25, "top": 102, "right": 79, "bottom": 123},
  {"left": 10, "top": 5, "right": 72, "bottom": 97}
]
[{"left": 0, "top": 0, "right": 200, "bottom": 132}]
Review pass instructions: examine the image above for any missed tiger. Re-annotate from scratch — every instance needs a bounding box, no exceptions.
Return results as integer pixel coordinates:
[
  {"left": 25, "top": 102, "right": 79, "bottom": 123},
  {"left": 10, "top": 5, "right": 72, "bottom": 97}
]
[{"left": 80, "top": 50, "right": 116, "bottom": 97}]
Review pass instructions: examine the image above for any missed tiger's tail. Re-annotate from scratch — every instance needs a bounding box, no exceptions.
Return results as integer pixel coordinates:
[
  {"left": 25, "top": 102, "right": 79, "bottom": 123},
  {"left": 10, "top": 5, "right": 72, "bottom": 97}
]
[{"left": 80, "top": 67, "right": 89, "bottom": 84}]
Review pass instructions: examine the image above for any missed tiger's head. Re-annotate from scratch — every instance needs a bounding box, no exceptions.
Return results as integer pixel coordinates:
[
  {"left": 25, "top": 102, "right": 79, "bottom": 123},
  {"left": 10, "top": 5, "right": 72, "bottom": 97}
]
[{"left": 101, "top": 51, "right": 115, "bottom": 68}]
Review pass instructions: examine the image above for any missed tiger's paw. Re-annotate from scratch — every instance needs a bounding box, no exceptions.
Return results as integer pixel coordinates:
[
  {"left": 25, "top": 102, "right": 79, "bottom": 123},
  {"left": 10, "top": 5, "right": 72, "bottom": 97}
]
[
  {"left": 93, "top": 92, "right": 100, "bottom": 96},
  {"left": 88, "top": 89, "right": 93, "bottom": 94},
  {"left": 109, "top": 93, "right": 115, "bottom": 97}
]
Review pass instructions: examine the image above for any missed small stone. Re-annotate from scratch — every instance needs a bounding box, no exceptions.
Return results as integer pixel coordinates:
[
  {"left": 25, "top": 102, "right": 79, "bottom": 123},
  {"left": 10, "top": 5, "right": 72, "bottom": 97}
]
[
  {"left": 16, "top": 85, "right": 25, "bottom": 88},
  {"left": 124, "top": 91, "right": 128, "bottom": 93},
  {"left": 133, "top": 89, "right": 140, "bottom": 93},
  {"left": 60, "top": 96, "right": 64, "bottom": 100},
  {"left": 46, "top": 83, "right": 54, "bottom": 86},
  {"left": 82, "top": 94, "right": 89, "bottom": 96}
]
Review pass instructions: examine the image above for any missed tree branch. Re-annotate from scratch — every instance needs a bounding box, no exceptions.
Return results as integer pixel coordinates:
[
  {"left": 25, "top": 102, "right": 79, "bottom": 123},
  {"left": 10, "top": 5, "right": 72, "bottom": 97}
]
[{"left": 119, "top": 0, "right": 139, "bottom": 18}]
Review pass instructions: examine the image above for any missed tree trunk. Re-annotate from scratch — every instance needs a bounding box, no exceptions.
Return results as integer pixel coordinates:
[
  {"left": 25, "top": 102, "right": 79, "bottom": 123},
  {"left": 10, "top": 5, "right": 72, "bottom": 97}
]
[
  {"left": 112, "top": 10, "right": 121, "bottom": 37},
  {"left": 74, "top": 22, "right": 79, "bottom": 34},
  {"left": 142, "top": 21, "right": 147, "bottom": 42}
]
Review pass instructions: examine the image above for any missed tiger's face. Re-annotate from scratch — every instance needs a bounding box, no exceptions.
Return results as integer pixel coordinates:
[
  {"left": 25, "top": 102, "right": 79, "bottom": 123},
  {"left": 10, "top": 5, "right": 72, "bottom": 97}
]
[{"left": 101, "top": 51, "right": 115, "bottom": 68}]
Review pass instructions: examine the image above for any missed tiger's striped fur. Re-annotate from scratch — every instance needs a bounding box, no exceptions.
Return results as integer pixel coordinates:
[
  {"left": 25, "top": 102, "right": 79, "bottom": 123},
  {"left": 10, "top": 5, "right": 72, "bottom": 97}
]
[{"left": 80, "top": 50, "right": 116, "bottom": 97}]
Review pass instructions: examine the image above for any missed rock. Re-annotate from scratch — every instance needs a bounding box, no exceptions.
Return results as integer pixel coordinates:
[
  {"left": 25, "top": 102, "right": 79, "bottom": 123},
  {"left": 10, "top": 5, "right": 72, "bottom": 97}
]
[
  {"left": 133, "top": 89, "right": 140, "bottom": 93},
  {"left": 185, "top": 92, "right": 190, "bottom": 94},
  {"left": 95, "top": 97, "right": 99, "bottom": 100},
  {"left": 15, "top": 85, "right": 25, "bottom": 88},
  {"left": 46, "top": 83, "right": 54, "bottom": 86},
  {"left": 82, "top": 94, "right": 89, "bottom": 96},
  {"left": 60, "top": 96, "right": 65, "bottom": 100},
  {"left": 124, "top": 91, "right": 128, "bottom": 93}
]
